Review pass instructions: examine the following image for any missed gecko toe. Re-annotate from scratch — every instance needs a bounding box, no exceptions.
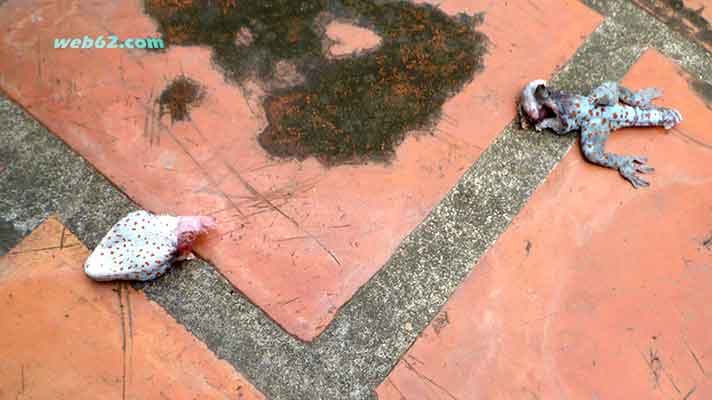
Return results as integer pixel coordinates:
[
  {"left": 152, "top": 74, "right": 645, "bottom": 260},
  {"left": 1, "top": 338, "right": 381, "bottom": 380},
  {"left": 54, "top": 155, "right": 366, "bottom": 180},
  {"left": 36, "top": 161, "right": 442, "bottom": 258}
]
[
  {"left": 630, "top": 175, "right": 650, "bottom": 188},
  {"left": 640, "top": 87, "right": 663, "bottom": 99},
  {"left": 620, "top": 156, "right": 653, "bottom": 187},
  {"left": 635, "top": 88, "right": 664, "bottom": 109},
  {"left": 637, "top": 165, "right": 654, "bottom": 174}
]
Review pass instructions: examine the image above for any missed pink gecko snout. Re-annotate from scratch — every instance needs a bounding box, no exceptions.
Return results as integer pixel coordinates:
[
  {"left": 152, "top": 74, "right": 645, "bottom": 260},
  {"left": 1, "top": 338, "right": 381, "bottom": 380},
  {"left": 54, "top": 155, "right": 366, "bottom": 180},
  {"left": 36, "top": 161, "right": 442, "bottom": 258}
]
[
  {"left": 176, "top": 216, "right": 217, "bottom": 254},
  {"left": 520, "top": 79, "right": 548, "bottom": 122}
]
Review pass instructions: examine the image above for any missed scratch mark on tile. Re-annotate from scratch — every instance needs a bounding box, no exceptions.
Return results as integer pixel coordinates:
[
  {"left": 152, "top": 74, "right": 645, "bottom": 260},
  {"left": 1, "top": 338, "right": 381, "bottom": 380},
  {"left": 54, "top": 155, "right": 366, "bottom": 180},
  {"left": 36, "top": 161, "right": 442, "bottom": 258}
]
[
  {"left": 684, "top": 338, "right": 707, "bottom": 377},
  {"left": 402, "top": 358, "right": 460, "bottom": 400},
  {"left": 116, "top": 283, "right": 127, "bottom": 400},
  {"left": 387, "top": 377, "right": 407, "bottom": 400}
]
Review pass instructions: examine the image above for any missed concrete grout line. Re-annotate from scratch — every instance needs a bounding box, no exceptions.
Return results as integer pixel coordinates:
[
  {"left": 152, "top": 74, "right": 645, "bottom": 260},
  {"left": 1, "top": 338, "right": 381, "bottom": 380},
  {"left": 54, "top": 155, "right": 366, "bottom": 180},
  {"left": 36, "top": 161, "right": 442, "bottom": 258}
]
[
  {"left": 1, "top": 1, "right": 711, "bottom": 399},
  {"left": 0, "top": 97, "right": 136, "bottom": 255}
]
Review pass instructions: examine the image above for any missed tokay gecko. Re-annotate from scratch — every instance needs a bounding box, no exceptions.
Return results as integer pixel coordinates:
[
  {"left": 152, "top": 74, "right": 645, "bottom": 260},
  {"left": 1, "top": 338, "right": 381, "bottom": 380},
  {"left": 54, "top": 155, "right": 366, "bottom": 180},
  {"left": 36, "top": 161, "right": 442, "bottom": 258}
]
[{"left": 518, "top": 80, "right": 683, "bottom": 188}]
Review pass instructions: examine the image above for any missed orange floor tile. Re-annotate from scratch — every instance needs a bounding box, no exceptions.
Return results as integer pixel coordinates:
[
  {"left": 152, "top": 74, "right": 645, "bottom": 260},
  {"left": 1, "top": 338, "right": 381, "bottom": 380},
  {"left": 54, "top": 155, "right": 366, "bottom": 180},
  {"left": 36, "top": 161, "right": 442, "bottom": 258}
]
[
  {"left": 0, "top": 216, "right": 264, "bottom": 400},
  {"left": 687, "top": 0, "right": 712, "bottom": 21},
  {"left": 377, "top": 50, "right": 712, "bottom": 400},
  {"left": 0, "top": 0, "right": 601, "bottom": 339}
]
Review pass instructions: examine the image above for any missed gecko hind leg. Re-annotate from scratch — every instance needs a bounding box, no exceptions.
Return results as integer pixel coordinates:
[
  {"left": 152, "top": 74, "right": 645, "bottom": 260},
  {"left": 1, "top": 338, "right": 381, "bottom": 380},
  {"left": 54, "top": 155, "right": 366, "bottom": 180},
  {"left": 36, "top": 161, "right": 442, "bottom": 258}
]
[
  {"left": 591, "top": 82, "right": 663, "bottom": 109},
  {"left": 618, "top": 85, "right": 663, "bottom": 109},
  {"left": 580, "top": 124, "right": 655, "bottom": 188},
  {"left": 589, "top": 81, "right": 620, "bottom": 106}
]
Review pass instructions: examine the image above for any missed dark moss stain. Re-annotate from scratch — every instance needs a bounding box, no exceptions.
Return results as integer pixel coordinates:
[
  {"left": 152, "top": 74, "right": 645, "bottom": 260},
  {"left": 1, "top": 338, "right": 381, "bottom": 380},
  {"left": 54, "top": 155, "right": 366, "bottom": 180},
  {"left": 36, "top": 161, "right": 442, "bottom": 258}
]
[
  {"left": 632, "top": 0, "right": 712, "bottom": 51},
  {"left": 689, "top": 78, "right": 712, "bottom": 110},
  {"left": 0, "top": 217, "right": 23, "bottom": 256},
  {"left": 144, "top": 0, "right": 487, "bottom": 165},
  {"left": 158, "top": 75, "right": 205, "bottom": 123}
]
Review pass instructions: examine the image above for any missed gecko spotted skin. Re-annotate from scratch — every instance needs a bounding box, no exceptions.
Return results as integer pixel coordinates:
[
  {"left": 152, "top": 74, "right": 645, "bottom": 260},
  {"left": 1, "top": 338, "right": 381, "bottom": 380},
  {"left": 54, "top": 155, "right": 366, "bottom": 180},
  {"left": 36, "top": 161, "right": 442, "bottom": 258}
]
[
  {"left": 518, "top": 80, "right": 683, "bottom": 188},
  {"left": 84, "top": 210, "right": 216, "bottom": 282}
]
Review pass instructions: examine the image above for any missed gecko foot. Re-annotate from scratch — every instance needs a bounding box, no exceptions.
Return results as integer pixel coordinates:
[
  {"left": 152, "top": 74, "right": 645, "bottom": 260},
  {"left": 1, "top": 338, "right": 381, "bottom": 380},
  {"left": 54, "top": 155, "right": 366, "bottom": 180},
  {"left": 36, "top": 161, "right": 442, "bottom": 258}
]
[
  {"left": 635, "top": 88, "right": 663, "bottom": 109},
  {"left": 662, "top": 108, "right": 683, "bottom": 129},
  {"left": 619, "top": 155, "right": 654, "bottom": 188}
]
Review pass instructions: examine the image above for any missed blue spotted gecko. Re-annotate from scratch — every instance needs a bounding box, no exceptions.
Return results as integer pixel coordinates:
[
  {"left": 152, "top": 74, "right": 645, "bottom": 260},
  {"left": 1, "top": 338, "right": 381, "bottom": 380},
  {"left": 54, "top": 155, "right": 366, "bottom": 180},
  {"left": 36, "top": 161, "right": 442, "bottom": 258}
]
[{"left": 518, "top": 80, "right": 683, "bottom": 188}]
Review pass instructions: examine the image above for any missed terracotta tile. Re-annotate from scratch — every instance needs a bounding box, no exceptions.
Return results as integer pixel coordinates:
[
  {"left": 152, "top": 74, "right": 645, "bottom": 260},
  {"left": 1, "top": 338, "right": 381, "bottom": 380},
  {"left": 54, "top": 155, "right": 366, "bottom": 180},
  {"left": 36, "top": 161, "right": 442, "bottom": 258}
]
[
  {"left": 686, "top": 0, "right": 712, "bottom": 21},
  {"left": 377, "top": 50, "right": 712, "bottom": 400},
  {"left": 0, "top": 216, "right": 265, "bottom": 400},
  {"left": 0, "top": 0, "right": 602, "bottom": 339},
  {"left": 325, "top": 21, "right": 382, "bottom": 57}
]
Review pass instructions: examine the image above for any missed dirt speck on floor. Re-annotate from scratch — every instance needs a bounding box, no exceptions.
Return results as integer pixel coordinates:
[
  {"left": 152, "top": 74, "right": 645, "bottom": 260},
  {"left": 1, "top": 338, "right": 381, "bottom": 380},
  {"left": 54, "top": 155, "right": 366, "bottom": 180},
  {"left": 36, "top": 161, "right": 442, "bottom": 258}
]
[
  {"left": 432, "top": 311, "right": 450, "bottom": 334},
  {"left": 158, "top": 75, "right": 205, "bottom": 124},
  {"left": 702, "top": 232, "right": 712, "bottom": 250}
]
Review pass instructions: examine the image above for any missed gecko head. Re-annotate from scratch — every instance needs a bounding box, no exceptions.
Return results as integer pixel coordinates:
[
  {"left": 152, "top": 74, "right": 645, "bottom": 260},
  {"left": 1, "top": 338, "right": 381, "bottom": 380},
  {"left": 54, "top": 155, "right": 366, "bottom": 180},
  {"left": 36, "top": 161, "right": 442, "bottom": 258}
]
[
  {"left": 176, "top": 216, "right": 217, "bottom": 254},
  {"left": 519, "top": 79, "right": 553, "bottom": 127}
]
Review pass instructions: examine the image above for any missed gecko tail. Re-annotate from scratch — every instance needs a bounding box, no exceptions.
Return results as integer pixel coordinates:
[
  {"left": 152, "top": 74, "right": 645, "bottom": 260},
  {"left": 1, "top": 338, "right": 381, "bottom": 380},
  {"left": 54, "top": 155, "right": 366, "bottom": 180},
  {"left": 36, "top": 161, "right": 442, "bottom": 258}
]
[
  {"left": 648, "top": 107, "right": 683, "bottom": 129},
  {"left": 618, "top": 107, "right": 683, "bottom": 129}
]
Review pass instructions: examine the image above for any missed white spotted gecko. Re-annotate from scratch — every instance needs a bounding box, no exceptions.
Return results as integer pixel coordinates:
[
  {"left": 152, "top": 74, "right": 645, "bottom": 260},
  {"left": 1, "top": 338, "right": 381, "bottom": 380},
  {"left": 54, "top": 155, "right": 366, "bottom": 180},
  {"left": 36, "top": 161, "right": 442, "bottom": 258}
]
[
  {"left": 84, "top": 210, "right": 216, "bottom": 281},
  {"left": 518, "top": 79, "right": 683, "bottom": 188}
]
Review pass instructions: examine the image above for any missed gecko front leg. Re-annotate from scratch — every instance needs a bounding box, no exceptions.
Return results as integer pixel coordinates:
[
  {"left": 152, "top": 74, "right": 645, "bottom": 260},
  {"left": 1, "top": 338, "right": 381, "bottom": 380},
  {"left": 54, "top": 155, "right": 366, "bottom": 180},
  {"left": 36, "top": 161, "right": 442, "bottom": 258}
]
[
  {"left": 580, "top": 123, "right": 655, "bottom": 188},
  {"left": 535, "top": 117, "right": 567, "bottom": 134}
]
